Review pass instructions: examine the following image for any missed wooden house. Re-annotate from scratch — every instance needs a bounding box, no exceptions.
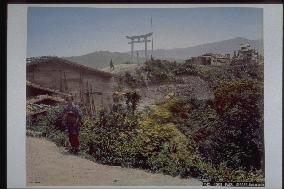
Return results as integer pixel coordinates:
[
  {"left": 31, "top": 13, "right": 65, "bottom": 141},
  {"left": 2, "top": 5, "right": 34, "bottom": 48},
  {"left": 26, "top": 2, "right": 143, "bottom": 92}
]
[{"left": 27, "top": 56, "right": 114, "bottom": 114}]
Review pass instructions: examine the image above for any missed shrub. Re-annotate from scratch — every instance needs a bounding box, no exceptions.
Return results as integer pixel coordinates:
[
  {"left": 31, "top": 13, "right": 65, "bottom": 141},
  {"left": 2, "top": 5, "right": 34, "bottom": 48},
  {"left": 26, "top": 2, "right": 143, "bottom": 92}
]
[
  {"left": 174, "top": 62, "right": 198, "bottom": 76},
  {"left": 145, "top": 94, "right": 264, "bottom": 181},
  {"left": 52, "top": 131, "right": 69, "bottom": 147},
  {"left": 116, "top": 71, "right": 146, "bottom": 89},
  {"left": 129, "top": 98, "right": 205, "bottom": 177},
  {"left": 142, "top": 60, "right": 177, "bottom": 84},
  {"left": 193, "top": 80, "right": 264, "bottom": 171},
  {"left": 85, "top": 108, "right": 140, "bottom": 165},
  {"left": 133, "top": 120, "right": 193, "bottom": 176},
  {"left": 80, "top": 116, "right": 95, "bottom": 152},
  {"left": 193, "top": 64, "right": 264, "bottom": 89},
  {"left": 27, "top": 106, "right": 64, "bottom": 133}
]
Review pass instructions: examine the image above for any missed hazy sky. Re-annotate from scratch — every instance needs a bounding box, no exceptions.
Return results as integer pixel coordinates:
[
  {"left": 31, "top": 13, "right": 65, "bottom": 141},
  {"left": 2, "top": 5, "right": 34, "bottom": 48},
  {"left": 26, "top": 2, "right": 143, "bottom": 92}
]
[{"left": 27, "top": 7, "right": 263, "bottom": 57}]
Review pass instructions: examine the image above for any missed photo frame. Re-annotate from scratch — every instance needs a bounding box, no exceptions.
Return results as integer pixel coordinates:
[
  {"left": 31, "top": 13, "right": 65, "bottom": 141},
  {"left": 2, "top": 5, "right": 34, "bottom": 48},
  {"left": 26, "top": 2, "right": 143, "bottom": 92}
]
[{"left": 6, "top": 3, "right": 283, "bottom": 189}]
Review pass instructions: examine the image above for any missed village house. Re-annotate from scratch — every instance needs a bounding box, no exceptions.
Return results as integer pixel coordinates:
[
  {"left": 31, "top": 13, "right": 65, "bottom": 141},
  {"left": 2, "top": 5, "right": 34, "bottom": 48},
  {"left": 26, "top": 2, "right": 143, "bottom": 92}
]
[
  {"left": 231, "top": 43, "right": 260, "bottom": 65},
  {"left": 185, "top": 43, "right": 261, "bottom": 66},
  {"left": 26, "top": 56, "right": 114, "bottom": 114},
  {"left": 27, "top": 80, "right": 71, "bottom": 99},
  {"left": 185, "top": 53, "right": 231, "bottom": 66}
]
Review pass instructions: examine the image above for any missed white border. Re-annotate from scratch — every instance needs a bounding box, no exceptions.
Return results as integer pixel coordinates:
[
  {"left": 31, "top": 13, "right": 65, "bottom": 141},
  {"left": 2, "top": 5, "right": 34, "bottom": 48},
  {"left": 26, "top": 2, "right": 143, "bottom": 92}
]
[{"left": 7, "top": 4, "right": 282, "bottom": 189}]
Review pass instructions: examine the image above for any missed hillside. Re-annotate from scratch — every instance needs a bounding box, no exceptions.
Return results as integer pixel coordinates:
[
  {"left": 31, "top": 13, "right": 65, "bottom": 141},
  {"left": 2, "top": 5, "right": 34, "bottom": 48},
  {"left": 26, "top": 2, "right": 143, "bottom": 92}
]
[
  {"left": 113, "top": 59, "right": 263, "bottom": 110},
  {"left": 62, "top": 37, "right": 263, "bottom": 69},
  {"left": 63, "top": 51, "right": 145, "bottom": 69},
  {"left": 150, "top": 37, "right": 263, "bottom": 60},
  {"left": 101, "top": 63, "right": 141, "bottom": 74},
  {"left": 27, "top": 59, "right": 264, "bottom": 183},
  {"left": 112, "top": 61, "right": 215, "bottom": 110}
]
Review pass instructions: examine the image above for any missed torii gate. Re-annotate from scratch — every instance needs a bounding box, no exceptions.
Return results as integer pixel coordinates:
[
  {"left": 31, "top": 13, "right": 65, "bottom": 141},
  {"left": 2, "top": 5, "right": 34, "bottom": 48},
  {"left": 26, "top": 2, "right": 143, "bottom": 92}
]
[{"left": 126, "top": 32, "right": 153, "bottom": 63}]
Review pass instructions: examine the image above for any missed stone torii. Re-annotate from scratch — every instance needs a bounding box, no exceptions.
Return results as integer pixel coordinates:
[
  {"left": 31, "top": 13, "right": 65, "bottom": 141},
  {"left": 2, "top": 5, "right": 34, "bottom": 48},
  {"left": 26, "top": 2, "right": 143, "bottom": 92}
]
[{"left": 126, "top": 32, "right": 153, "bottom": 63}]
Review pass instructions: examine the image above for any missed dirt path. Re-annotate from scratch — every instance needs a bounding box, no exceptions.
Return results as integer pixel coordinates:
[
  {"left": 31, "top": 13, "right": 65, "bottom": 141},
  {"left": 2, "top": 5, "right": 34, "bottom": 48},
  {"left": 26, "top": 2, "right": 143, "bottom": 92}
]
[{"left": 27, "top": 137, "right": 202, "bottom": 186}]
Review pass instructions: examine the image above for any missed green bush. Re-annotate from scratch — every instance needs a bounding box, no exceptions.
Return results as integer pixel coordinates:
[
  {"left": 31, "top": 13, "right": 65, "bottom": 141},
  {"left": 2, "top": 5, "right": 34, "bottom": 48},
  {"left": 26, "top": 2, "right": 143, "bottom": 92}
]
[
  {"left": 116, "top": 59, "right": 203, "bottom": 87},
  {"left": 84, "top": 108, "right": 140, "bottom": 165},
  {"left": 141, "top": 95, "right": 264, "bottom": 182},
  {"left": 80, "top": 116, "right": 95, "bottom": 152},
  {"left": 27, "top": 105, "right": 69, "bottom": 144},
  {"left": 52, "top": 131, "right": 69, "bottom": 147},
  {"left": 116, "top": 71, "right": 146, "bottom": 89},
  {"left": 144, "top": 59, "right": 199, "bottom": 83},
  {"left": 174, "top": 62, "right": 198, "bottom": 76},
  {"left": 193, "top": 64, "right": 264, "bottom": 89},
  {"left": 129, "top": 98, "right": 204, "bottom": 177},
  {"left": 213, "top": 80, "right": 263, "bottom": 170},
  {"left": 27, "top": 106, "right": 64, "bottom": 133}
]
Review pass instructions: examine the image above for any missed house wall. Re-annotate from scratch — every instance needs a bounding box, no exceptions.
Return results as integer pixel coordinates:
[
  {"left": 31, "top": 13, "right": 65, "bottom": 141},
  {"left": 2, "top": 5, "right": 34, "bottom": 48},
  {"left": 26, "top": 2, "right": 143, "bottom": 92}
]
[
  {"left": 186, "top": 57, "right": 211, "bottom": 65},
  {"left": 186, "top": 55, "right": 230, "bottom": 66},
  {"left": 211, "top": 57, "right": 230, "bottom": 66},
  {"left": 27, "top": 61, "right": 114, "bottom": 112}
]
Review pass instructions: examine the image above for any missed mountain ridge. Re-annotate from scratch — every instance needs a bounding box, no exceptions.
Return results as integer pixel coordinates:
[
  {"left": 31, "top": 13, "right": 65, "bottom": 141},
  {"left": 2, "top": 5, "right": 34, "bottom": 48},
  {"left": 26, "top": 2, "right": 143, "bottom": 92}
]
[{"left": 62, "top": 37, "right": 263, "bottom": 69}]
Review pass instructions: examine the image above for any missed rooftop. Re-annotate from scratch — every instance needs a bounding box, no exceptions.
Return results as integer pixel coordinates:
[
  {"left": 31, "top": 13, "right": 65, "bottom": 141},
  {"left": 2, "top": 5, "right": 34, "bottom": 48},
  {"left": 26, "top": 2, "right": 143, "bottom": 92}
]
[
  {"left": 26, "top": 56, "right": 113, "bottom": 78},
  {"left": 27, "top": 81, "right": 71, "bottom": 97}
]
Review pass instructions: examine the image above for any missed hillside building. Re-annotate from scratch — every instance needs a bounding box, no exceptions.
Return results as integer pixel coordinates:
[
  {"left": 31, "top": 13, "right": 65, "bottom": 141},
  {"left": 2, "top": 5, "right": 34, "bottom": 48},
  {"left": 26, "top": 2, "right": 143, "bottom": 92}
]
[
  {"left": 231, "top": 43, "right": 260, "bottom": 65},
  {"left": 185, "top": 53, "right": 230, "bottom": 66},
  {"left": 26, "top": 56, "right": 114, "bottom": 114},
  {"left": 185, "top": 43, "right": 261, "bottom": 66}
]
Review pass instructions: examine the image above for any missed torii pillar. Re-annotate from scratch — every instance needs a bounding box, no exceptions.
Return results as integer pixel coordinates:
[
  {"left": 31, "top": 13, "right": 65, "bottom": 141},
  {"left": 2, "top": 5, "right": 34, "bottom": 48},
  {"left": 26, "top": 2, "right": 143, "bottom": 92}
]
[
  {"left": 144, "top": 37, "right": 148, "bottom": 61},
  {"left": 130, "top": 39, "right": 134, "bottom": 63}
]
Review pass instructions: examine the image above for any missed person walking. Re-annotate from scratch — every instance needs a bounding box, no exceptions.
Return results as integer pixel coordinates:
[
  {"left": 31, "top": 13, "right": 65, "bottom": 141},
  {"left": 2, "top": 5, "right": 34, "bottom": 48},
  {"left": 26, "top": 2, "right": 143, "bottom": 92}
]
[
  {"left": 110, "top": 59, "right": 114, "bottom": 71},
  {"left": 62, "top": 96, "right": 82, "bottom": 154}
]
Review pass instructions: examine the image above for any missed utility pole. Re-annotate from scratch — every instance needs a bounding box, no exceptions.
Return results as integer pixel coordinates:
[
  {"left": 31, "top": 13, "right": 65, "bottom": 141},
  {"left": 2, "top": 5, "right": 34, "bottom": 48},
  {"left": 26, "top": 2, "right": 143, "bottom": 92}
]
[
  {"left": 151, "top": 15, "right": 154, "bottom": 56},
  {"left": 136, "top": 51, "right": 139, "bottom": 64}
]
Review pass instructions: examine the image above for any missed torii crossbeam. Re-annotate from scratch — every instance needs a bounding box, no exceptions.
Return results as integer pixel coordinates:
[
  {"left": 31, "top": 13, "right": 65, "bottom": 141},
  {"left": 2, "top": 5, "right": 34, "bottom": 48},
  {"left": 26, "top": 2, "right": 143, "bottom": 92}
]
[{"left": 126, "top": 32, "right": 153, "bottom": 63}]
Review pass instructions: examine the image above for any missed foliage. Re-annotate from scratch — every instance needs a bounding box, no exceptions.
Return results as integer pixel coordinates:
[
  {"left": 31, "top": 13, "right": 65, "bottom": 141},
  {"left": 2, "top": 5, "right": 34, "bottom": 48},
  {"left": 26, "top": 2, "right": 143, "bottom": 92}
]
[
  {"left": 116, "top": 59, "right": 200, "bottom": 88},
  {"left": 208, "top": 80, "right": 264, "bottom": 170},
  {"left": 143, "top": 60, "right": 177, "bottom": 84},
  {"left": 80, "top": 116, "right": 95, "bottom": 152},
  {"left": 134, "top": 120, "right": 193, "bottom": 176},
  {"left": 116, "top": 71, "right": 146, "bottom": 89},
  {"left": 142, "top": 60, "right": 199, "bottom": 84},
  {"left": 128, "top": 98, "right": 205, "bottom": 177},
  {"left": 174, "top": 61, "right": 199, "bottom": 76},
  {"left": 27, "top": 105, "right": 70, "bottom": 147},
  {"left": 27, "top": 106, "right": 64, "bottom": 133},
  {"left": 85, "top": 108, "right": 140, "bottom": 165},
  {"left": 125, "top": 91, "right": 141, "bottom": 114},
  {"left": 193, "top": 64, "right": 264, "bottom": 89},
  {"left": 26, "top": 61, "right": 264, "bottom": 183}
]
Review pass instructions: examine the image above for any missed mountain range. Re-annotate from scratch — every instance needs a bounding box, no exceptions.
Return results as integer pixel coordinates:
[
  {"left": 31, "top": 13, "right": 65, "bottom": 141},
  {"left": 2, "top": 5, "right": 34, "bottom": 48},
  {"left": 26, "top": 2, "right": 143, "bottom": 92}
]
[{"left": 63, "top": 37, "right": 263, "bottom": 69}]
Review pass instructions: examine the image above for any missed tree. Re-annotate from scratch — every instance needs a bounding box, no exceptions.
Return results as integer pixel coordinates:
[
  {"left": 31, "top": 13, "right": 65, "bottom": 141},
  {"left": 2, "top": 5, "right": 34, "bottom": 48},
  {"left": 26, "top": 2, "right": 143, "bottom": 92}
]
[{"left": 196, "top": 80, "right": 264, "bottom": 170}]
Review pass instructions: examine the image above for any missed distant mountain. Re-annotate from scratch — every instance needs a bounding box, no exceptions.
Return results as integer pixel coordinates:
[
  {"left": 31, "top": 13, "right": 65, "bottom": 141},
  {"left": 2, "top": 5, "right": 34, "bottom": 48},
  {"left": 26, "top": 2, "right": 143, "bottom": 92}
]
[
  {"left": 62, "top": 37, "right": 263, "bottom": 69},
  {"left": 150, "top": 37, "right": 263, "bottom": 60},
  {"left": 63, "top": 51, "right": 145, "bottom": 69}
]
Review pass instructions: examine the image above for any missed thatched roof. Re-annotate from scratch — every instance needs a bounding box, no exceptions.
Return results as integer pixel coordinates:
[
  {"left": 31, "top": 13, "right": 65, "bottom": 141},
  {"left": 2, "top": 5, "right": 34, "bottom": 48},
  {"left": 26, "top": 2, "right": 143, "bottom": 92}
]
[
  {"left": 27, "top": 94, "right": 66, "bottom": 105},
  {"left": 27, "top": 81, "right": 71, "bottom": 97},
  {"left": 26, "top": 103, "right": 50, "bottom": 117},
  {"left": 26, "top": 56, "right": 113, "bottom": 78}
]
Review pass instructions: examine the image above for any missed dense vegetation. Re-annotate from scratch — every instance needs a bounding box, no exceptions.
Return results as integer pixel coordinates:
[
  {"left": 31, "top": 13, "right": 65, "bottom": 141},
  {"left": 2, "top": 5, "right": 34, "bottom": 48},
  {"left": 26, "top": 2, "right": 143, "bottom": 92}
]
[
  {"left": 27, "top": 60, "right": 264, "bottom": 183},
  {"left": 115, "top": 60, "right": 200, "bottom": 89}
]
